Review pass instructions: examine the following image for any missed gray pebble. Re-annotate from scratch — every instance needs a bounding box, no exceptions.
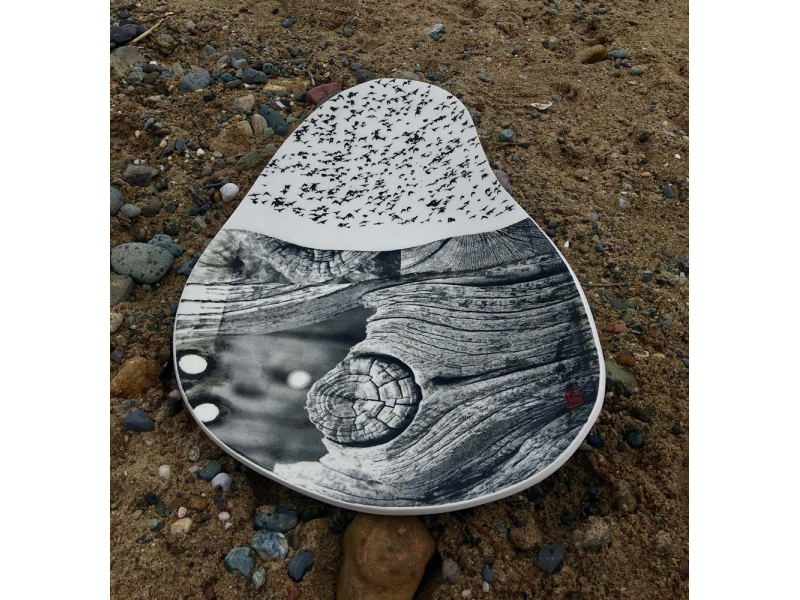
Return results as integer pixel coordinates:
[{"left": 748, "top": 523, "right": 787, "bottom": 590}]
[
  {"left": 253, "top": 507, "right": 298, "bottom": 532},
  {"left": 287, "top": 550, "right": 314, "bottom": 582},
  {"left": 224, "top": 546, "right": 256, "bottom": 582},
  {"left": 122, "top": 164, "right": 159, "bottom": 187},
  {"left": 123, "top": 410, "right": 155, "bottom": 432},
  {"left": 111, "top": 242, "right": 174, "bottom": 284},
  {"left": 119, "top": 204, "right": 141, "bottom": 219},
  {"left": 251, "top": 530, "right": 289, "bottom": 561},
  {"left": 180, "top": 68, "right": 211, "bottom": 93},
  {"left": 110, "top": 274, "right": 134, "bottom": 306},
  {"left": 140, "top": 196, "right": 163, "bottom": 217},
  {"left": 111, "top": 187, "right": 125, "bottom": 215},
  {"left": 537, "top": 544, "right": 566, "bottom": 574},
  {"left": 198, "top": 460, "right": 222, "bottom": 481},
  {"left": 442, "top": 558, "right": 461, "bottom": 583},
  {"left": 259, "top": 105, "right": 288, "bottom": 136},
  {"left": 493, "top": 169, "right": 512, "bottom": 194}
]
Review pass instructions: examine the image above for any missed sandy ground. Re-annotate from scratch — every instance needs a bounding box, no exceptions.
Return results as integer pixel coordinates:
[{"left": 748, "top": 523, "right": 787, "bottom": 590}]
[{"left": 110, "top": 0, "right": 689, "bottom": 598}]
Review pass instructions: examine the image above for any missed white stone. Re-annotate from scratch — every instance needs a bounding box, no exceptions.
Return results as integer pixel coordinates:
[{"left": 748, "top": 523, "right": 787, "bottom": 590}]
[
  {"left": 220, "top": 183, "right": 240, "bottom": 202},
  {"left": 170, "top": 517, "right": 192, "bottom": 534},
  {"left": 482, "top": 581, "right": 490, "bottom": 593},
  {"left": 211, "top": 472, "right": 233, "bottom": 492},
  {"left": 196, "top": 148, "right": 205, "bottom": 156},
  {"left": 178, "top": 506, "right": 188, "bottom": 518},
  {"left": 218, "top": 511, "right": 231, "bottom": 521},
  {"left": 158, "top": 465, "right": 171, "bottom": 480}
]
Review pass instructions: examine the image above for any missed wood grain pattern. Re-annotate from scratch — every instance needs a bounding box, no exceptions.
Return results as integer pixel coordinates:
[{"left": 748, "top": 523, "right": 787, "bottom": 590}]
[{"left": 175, "top": 219, "right": 600, "bottom": 507}]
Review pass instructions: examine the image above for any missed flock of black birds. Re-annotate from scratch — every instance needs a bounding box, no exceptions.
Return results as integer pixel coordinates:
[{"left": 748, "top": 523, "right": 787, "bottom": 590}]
[{"left": 245, "top": 79, "right": 518, "bottom": 229}]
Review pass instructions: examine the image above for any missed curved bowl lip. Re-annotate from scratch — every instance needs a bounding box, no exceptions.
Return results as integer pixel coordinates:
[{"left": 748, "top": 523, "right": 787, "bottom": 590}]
[{"left": 172, "top": 79, "right": 606, "bottom": 515}]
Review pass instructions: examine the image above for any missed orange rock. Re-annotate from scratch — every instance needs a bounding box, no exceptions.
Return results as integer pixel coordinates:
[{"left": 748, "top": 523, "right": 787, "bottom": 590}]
[
  {"left": 110, "top": 357, "right": 161, "bottom": 396},
  {"left": 187, "top": 497, "right": 209, "bottom": 511},
  {"left": 615, "top": 353, "right": 636, "bottom": 368},
  {"left": 337, "top": 514, "right": 435, "bottom": 600},
  {"left": 604, "top": 322, "right": 626, "bottom": 334}
]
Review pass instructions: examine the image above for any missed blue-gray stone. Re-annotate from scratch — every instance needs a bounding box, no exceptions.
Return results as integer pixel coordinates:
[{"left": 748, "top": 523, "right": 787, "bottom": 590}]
[
  {"left": 224, "top": 546, "right": 256, "bottom": 582},
  {"left": 499, "top": 129, "right": 514, "bottom": 142},
  {"left": 110, "top": 24, "right": 142, "bottom": 45},
  {"left": 281, "top": 17, "right": 296, "bottom": 28},
  {"left": 253, "top": 507, "right": 298, "bottom": 533},
  {"left": 148, "top": 234, "right": 184, "bottom": 257},
  {"left": 287, "top": 550, "right": 314, "bottom": 583},
  {"left": 111, "top": 243, "right": 174, "bottom": 284},
  {"left": 122, "top": 164, "right": 159, "bottom": 187},
  {"left": 111, "top": 274, "right": 134, "bottom": 306},
  {"left": 220, "top": 73, "right": 235, "bottom": 83},
  {"left": 259, "top": 105, "right": 288, "bottom": 136},
  {"left": 251, "top": 530, "right": 289, "bottom": 561},
  {"left": 120, "top": 204, "right": 141, "bottom": 219},
  {"left": 123, "top": 410, "right": 155, "bottom": 432},
  {"left": 243, "top": 68, "right": 268, "bottom": 84},
  {"left": 180, "top": 68, "right": 211, "bottom": 93},
  {"left": 537, "top": 544, "right": 566, "bottom": 574},
  {"left": 481, "top": 566, "right": 494, "bottom": 583},
  {"left": 198, "top": 460, "right": 222, "bottom": 481},
  {"left": 343, "top": 27, "right": 355, "bottom": 37},
  {"left": 203, "top": 44, "right": 217, "bottom": 55},
  {"left": 176, "top": 253, "right": 200, "bottom": 277},
  {"left": 610, "top": 50, "right": 628, "bottom": 59},
  {"left": 111, "top": 187, "right": 125, "bottom": 215}
]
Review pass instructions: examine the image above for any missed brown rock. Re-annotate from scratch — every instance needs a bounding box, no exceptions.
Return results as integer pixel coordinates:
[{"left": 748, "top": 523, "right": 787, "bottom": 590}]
[
  {"left": 578, "top": 45, "right": 608, "bottom": 64},
  {"left": 209, "top": 121, "right": 253, "bottom": 156},
  {"left": 187, "top": 497, "right": 209, "bottom": 511},
  {"left": 110, "top": 357, "right": 161, "bottom": 396},
  {"left": 337, "top": 514, "right": 435, "bottom": 600},
  {"left": 306, "top": 82, "right": 343, "bottom": 105},
  {"left": 615, "top": 353, "right": 636, "bottom": 368}
]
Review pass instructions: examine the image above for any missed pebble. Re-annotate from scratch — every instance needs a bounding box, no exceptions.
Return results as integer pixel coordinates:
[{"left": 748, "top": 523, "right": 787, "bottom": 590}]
[
  {"left": 110, "top": 275, "right": 134, "bottom": 306},
  {"left": 478, "top": 72, "right": 491, "bottom": 82},
  {"left": 306, "top": 82, "right": 342, "bottom": 105},
  {"left": 111, "top": 187, "right": 125, "bottom": 215},
  {"left": 252, "top": 114, "right": 269, "bottom": 138},
  {"left": 122, "top": 164, "right": 159, "bottom": 187},
  {"left": 626, "top": 429, "right": 645, "bottom": 448},
  {"left": 111, "top": 357, "right": 161, "bottom": 396},
  {"left": 630, "top": 66, "right": 647, "bottom": 76},
  {"left": 187, "top": 445, "right": 200, "bottom": 461},
  {"left": 499, "top": 129, "right": 514, "bottom": 142},
  {"left": 252, "top": 568, "right": 266, "bottom": 590},
  {"left": 282, "top": 17, "right": 297, "bottom": 28},
  {"left": 203, "top": 44, "right": 216, "bottom": 55},
  {"left": 482, "top": 582, "right": 490, "bottom": 593},
  {"left": 158, "top": 465, "right": 171, "bottom": 480},
  {"left": 253, "top": 506, "right": 298, "bottom": 532},
  {"left": 180, "top": 68, "right": 212, "bottom": 93},
  {"left": 287, "top": 550, "right": 315, "bottom": 583},
  {"left": 170, "top": 517, "right": 193, "bottom": 535},
  {"left": 148, "top": 234, "right": 184, "bottom": 257},
  {"left": 586, "top": 434, "right": 603, "bottom": 449},
  {"left": 537, "top": 544, "right": 566, "bottom": 574},
  {"left": 578, "top": 45, "right": 608, "bottom": 64},
  {"left": 481, "top": 566, "right": 494, "bottom": 584},
  {"left": 493, "top": 170, "right": 512, "bottom": 194},
  {"left": 111, "top": 242, "right": 174, "bottom": 284},
  {"left": 580, "top": 516, "right": 611, "bottom": 549},
  {"left": 259, "top": 105, "right": 288, "bottom": 136},
  {"left": 178, "top": 506, "right": 188, "bottom": 518},
  {"left": 337, "top": 514, "right": 434, "bottom": 599},
  {"left": 224, "top": 546, "right": 256, "bottom": 582},
  {"left": 243, "top": 68, "right": 268, "bottom": 84},
  {"left": 604, "top": 359, "right": 638, "bottom": 393},
  {"left": 662, "top": 187, "right": 675, "bottom": 199},
  {"left": 149, "top": 518, "right": 160, "bottom": 531},
  {"left": 119, "top": 203, "right": 141, "bottom": 219},
  {"left": 442, "top": 558, "right": 462, "bottom": 583},
  {"left": 610, "top": 50, "right": 628, "bottom": 59},
  {"left": 220, "top": 183, "right": 239, "bottom": 202},
  {"left": 140, "top": 196, "right": 163, "bottom": 217},
  {"left": 123, "top": 409, "right": 155, "bottom": 432},
  {"left": 251, "top": 530, "right": 289, "bottom": 561},
  {"left": 198, "top": 460, "right": 222, "bottom": 481},
  {"left": 110, "top": 312, "right": 124, "bottom": 334},
  {"left": 210, "top": 472, "right": 233, "bottom": 492},
  {"left": 218, "top": 511, "right": 231, "bottom": 522}
]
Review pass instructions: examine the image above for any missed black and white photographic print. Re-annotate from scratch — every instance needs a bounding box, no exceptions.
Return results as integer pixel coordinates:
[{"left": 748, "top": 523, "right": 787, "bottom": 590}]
[
  {"left": 173, "top": 79, "right": 604, "bottom": 512},
  {"left": 174, "top": 221, "right": 603, "bottom": 511}
]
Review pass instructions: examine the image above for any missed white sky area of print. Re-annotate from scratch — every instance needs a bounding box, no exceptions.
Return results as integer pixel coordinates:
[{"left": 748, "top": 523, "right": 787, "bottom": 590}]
[{"left": 224, "top": 78, "right": 529, "bottom": 251}]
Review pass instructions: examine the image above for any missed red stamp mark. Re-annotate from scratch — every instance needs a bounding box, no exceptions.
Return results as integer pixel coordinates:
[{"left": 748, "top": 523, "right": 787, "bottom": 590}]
[{"left": 565, "top": 389, "right": 584, "bottom": 409}]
